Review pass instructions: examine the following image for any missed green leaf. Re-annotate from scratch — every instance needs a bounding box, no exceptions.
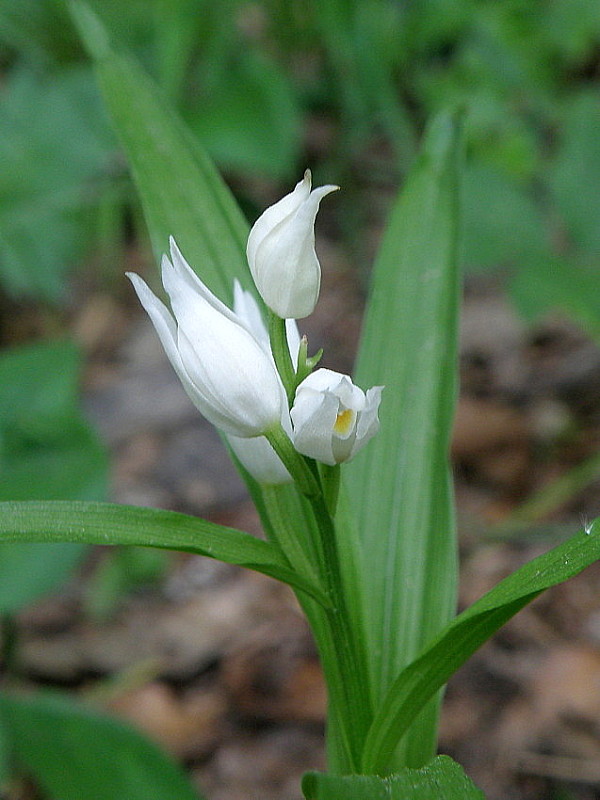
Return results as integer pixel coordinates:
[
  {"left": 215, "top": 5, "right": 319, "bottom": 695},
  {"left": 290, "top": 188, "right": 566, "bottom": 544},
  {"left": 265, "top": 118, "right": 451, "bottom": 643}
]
[
  {"left": 0, "top": 543, "right": 86, "bottom": 615},
  {"left": 0, "top": 0, "right": 81, "bottom": 67},
  {"left": 549, "top": 91, "right": 600, "bottom": 254},
  {"left": 509, "top": 253, "right": 600, "bottom": 342},
  {"left": 345, "top": 112, "right": 462, "bottom": 767},
  {"left": 462, "top": 164, "right": 547, "bottom": 270},
  {"left": 0, "top": 66, "right": 114, "bottom": 302},
  {"left": 361, "top": 518, "right": 600, "bottom": 773},
  {"left": 0, "top": 340, "right": 108, "bottom": 611},
  {"left": 0, "top": 501, "right": 329, "bottom": 607},
  {"left": 189, "top": 48, "right": 301, "bottom": 179},
  {"left": 0, "top": 338, "right": 109, "bottom": 501},
  {"left": 69, "top": 0, "right": 250, "bottom": 304},
  {"left": 0, "top": 708, "right": 10, "bottom": 787},
  {"left": 0, "top": 691, "right": 202, "bottom": 800},
  {"left": 303, "top": 755, "right": 484, "bottom": 799}
]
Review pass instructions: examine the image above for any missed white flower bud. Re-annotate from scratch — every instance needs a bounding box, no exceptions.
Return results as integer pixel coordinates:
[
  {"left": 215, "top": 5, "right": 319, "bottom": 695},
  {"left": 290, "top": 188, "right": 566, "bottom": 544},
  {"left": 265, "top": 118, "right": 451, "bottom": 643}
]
[
  {"left": 246, "top": 170, "right": 338, "bottom": 319},
  {"left": 291, "top": 369, "right": 383, "bottom": 466},
  {"left": 127, "top": 238, "right": 285, "bottom": 438}
]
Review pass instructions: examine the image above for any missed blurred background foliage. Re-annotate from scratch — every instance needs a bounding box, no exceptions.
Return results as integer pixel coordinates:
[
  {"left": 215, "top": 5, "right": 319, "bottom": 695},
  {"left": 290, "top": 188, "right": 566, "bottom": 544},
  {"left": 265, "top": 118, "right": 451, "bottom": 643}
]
[
  {"left": 0, "top": 0, "right": 599, "bottom": 616},
  {"left": 0, "top": 0, "right": 599, "bottom": 331}
]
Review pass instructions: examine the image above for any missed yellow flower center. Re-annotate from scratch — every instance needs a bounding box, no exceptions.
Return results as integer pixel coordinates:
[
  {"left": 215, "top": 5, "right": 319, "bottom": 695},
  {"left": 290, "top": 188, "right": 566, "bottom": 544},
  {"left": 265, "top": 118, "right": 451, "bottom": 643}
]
[{"left": 334, "top": 408, "right": 354, "bottom": 435}]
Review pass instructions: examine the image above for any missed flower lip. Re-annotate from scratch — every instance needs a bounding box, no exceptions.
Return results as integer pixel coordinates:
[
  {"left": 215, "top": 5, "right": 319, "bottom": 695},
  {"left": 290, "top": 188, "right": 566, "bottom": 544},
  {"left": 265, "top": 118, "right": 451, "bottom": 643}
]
[{"left": 333, "top": 408, "right": 356, "bottom": 437}]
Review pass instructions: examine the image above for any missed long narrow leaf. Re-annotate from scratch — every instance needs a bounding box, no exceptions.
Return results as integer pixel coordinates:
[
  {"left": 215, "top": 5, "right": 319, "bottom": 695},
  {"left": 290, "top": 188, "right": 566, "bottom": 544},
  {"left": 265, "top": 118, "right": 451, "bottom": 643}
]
[
  {"left": 69, "top": 0, "right": 249, "bottom": 303},
  {"left": 362, "top": 518, "right": 600, "bottom": 773},
  {"left": 0, "top": 501, "right": 329, "bottom": 606},
  {"left": 67, "top": 3, "right": 329, "bottom": 575},
  {"left": 345, "top": 113, "right": 462, "bottom": 766}
]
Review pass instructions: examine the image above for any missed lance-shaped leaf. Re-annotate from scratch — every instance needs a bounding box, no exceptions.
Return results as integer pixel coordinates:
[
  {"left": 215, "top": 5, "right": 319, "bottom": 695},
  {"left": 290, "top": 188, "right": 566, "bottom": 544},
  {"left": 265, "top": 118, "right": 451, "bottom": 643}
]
[
  {"left": 345, "top": 112, "right": 462, "bottom": 766},
  {"left": 0, "top": 501, "right": 329, "bottom": 607},
  {"left": 69, "top": 0, "right": 249, "bottom": 303},
  {"left": 361, "top": 519, "right": 600, "bottom": 773}
]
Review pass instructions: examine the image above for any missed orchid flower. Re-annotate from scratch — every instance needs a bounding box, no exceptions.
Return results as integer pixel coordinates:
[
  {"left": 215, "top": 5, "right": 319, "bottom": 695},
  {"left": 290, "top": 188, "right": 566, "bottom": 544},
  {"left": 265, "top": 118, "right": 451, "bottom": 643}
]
[
  {"left": 291, "top": 368, "right": 383, "bottom": 466},
  {"left": 126, "top": 238, "right": 286, "bottom": 439}
]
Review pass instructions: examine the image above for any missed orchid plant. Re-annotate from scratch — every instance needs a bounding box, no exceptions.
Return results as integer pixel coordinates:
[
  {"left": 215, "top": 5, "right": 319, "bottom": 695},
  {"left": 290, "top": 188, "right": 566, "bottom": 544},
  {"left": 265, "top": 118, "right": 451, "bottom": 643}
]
[{"left": 1, "top": 5, "right": 599, "bottom": 799}]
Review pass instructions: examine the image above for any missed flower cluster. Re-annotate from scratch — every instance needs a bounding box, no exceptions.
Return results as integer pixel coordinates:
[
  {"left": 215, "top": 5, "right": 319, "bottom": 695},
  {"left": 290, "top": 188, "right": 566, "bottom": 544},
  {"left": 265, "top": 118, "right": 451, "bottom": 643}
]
[{"left": 128, "top": 171, "right": 382, "bottom": 486}]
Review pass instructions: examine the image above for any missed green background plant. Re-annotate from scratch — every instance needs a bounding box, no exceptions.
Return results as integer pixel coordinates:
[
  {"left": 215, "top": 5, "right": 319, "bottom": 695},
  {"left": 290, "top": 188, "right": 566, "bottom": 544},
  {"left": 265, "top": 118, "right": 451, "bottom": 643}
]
[{"left": 1, "top": 0, "right": 599, "bottom": 336}]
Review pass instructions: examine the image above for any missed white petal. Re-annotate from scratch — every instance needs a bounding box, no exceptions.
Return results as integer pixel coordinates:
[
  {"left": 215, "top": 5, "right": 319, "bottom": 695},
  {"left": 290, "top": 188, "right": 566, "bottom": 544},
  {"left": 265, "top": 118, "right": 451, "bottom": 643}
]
[
  {"left": 233, "top": 280, "right": 302, "bottom": 367},
  {"left": 246, "top": 171, "right": 311, "bottom": 272},
  {"left": 232, "top": 280, "right": 270, "bottom": 349},
  {"left": 175, "top": 312, "right": 283, "bottom": 437},
  {"left": 165, "top": 239, "right": 239, "bottom": 325},
  {"left": 161, "top": 250, "right": 283, "bottom": 430},
  {"left": 126, "top": 273, "right": 225, "bottom": 425},
  {"left": 285, "top": 319, "right": 302, "bottom": 368},
  {"left": 291, "top": 369, "right": 383, "bottom": 464},
  {"left": 291, "top": 388, "right": 339, "bottom": 466},
  {"left": 351, "top": 386, "right": 383, "bottom": 454},
  {"left": 297, "top": 369, "right": 363, "bottom": 409},
  {"left": 227, "top": 434, "right": 291, "bottom": 485},
  {"left": 252, "top": 185, "right": 338, "bottom": 319},
  {"left": 128, "top": 242, "right": 286, "bottom": 439}
]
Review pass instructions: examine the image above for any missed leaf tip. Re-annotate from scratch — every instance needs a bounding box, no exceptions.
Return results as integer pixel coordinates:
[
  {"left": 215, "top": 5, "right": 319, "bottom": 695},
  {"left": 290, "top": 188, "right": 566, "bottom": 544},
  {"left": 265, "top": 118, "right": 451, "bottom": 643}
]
[{"left": 68, "top": 0, "right": 111, "bottom": 61}]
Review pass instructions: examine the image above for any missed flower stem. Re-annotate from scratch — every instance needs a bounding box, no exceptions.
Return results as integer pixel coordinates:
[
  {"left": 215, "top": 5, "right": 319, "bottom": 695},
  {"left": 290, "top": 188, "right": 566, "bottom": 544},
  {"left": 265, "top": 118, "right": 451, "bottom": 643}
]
[
  {"left": 319, "top": 463, "right": 341, "bottom": 516},
  {"left": 264, "top": 424, "right": 321, "bottom": 498},
  {"left": 309, "top": 493, "right": 373, "bottom": 770},
  {"left": 268, "top": 311, "right": 296, "bottom": 405}
]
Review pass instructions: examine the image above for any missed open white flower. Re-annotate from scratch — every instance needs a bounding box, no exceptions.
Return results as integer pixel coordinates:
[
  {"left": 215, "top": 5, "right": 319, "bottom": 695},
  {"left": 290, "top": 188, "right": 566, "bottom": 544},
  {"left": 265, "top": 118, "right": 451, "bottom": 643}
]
[
  {"left": 126, "top": 238, "right": 285, "bottom": 438},
  {"left": 291, "top": 369, "right": 383, "bottom": 466},
  {"left": 226, "top": 283, "right": 298, "bottom": 484},
  {"left": 246, "top": 170, "right": 338, "bottom": 320}
]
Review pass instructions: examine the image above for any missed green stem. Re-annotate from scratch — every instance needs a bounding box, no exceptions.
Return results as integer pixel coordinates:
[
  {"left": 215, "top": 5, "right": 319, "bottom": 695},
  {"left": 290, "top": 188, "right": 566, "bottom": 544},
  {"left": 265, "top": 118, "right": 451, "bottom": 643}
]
[
  {"left": 268, "top": 311, "right": 296, "bottom": 404},
  {"left": 265, "top": 425, "right": 321, "bottom": 498},
  {"left": 310, "top": 493, "right": 373, "bottom": 770},
  {"left": 255, "top": 484, "right": 357, "bottom": 771},
  {"left": 319, "top": 463, "right": 341, "bottom": 516}
]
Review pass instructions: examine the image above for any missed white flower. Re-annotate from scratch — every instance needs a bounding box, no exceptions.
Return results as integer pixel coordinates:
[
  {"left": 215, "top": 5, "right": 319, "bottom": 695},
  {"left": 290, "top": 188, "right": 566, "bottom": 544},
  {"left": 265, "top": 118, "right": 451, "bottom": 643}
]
[
  {"left": 246, "top": 170, "right": 338, "bottom": 320},
  {"left": 232, "top": 281, "right": 301, "bottom": 368},
  {"left": 291, "top": 369, "right": 383, "bottom": 466},
  {"left": 126, "top": 238, "right": 285, "bottom": 438},
  {"left": 226, "top": 282, "right": 299, "bottom": 484}
]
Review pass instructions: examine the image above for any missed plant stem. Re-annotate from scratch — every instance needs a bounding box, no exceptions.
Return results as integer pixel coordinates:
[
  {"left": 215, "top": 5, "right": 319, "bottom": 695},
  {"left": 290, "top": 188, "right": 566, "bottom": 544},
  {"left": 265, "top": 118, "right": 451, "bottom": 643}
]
[
  {"left": 309, "top": 493, "right": 373, "bottom": 770},
  {"left": 265, "top": 424, "right": 321, "bottom": 498},
  {"left": 319, "top": 463, "right": 341, "bottom": 516}
]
